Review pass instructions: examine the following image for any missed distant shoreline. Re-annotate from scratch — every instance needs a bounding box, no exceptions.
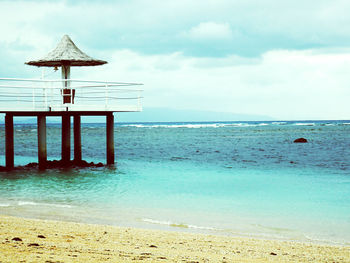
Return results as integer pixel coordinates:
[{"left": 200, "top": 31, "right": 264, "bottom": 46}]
[{"left": 1, "top": 119, "right": 350, "bottom": 125}]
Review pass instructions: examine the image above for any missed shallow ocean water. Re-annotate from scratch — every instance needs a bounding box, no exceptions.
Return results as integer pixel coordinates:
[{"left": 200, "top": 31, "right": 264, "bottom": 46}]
[{"left": 0, "top": 120, "right": 350, "bottom": 244}]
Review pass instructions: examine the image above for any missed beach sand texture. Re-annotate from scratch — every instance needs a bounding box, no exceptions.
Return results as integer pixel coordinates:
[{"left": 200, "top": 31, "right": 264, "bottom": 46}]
[{"left": 0, "top": 216, "right": 349, "bottom": 262}]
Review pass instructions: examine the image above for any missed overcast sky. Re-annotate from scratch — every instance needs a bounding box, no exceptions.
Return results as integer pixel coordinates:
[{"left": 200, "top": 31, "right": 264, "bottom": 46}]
[{"left": 1, "top": 0, "right": 350, "bottom": 120}]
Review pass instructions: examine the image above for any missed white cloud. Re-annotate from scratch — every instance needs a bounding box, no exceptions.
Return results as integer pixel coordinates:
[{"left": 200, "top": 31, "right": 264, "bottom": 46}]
[
  {"left": 186, "top": 22, "right": 233, "bottom": 40},
  {"left": 2, "top": 0, "right": 350, "bottom": 120},
  {"left": 2, "top": 0, "right": 350, "bottom": 57},
  {"left": 73, "top": 48, "right": 350, "bottom": 120},
  {"left": 0, "top": 1, "right": 61, "bottom": 48}
]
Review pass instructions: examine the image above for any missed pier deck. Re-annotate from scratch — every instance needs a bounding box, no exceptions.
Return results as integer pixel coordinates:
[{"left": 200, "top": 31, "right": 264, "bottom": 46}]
[{"left": 0, "top": 78, "right": 143, "bottom": 170}]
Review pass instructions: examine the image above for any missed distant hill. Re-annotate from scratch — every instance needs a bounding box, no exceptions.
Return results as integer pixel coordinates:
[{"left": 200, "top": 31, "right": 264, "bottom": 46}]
[
  {"left": 115, "top": 107, "right": 273, "bottom": 122},
  {"left": 0, "top": 108, "right": 273, "bottom": 124}
]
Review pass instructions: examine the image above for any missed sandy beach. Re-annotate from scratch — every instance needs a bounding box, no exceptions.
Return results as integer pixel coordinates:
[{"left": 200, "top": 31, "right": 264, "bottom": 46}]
[{"left": 0, "top": 215, "right": 348, "bottom": 262}]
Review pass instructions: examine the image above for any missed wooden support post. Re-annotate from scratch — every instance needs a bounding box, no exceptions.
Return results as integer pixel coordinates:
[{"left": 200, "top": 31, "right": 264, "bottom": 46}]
[
  {"left": 74, "top": 115, "right": 82, "bottom": 162},
  {"left": 61, "top": 115, "right": 71, "bottom": 165},
  {"left": 5, "top": 114, "right": 14, "bottom": 169},
  {"left": 37, "top": 115, "right": 47, "bottom": 169},
  {"left": 106, "top": 113, "right": 115, "bottom": 165}
]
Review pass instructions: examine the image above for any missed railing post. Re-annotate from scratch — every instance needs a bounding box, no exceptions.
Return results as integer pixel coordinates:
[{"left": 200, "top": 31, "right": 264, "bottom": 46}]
[
  {"left": 50, "top": 81, "right": 53, "bottom": 108},
  {"left": 44, "top": 81, "right": 48, "bottom": 109},
  {"left": 32, "top": 88, "right": 35, "bottom": 110},
  {"left": 105, "top": 84, "right": 108, "bottom": 108}
]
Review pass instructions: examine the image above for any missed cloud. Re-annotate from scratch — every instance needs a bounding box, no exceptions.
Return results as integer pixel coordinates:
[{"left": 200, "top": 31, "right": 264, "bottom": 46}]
[
  {"left": 186, "top": 22, "right": 233, "bottom": 40},
  {"left": 0, "top": 1, "right": 60, "bottom": 48},
  {"left": 2, "top": 0, "right": 350, "bottom": 58},
  {"left": 2, "top": 0, "right": 350, "bottom": 120},
  {"left": 70, "top": 47, "right": 350, "bottom": 120}
]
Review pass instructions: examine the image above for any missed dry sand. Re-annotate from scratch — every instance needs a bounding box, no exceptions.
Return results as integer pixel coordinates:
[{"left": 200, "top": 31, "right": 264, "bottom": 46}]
[{"left": 0, "top": 215, "right": 349, "bottom": 262}]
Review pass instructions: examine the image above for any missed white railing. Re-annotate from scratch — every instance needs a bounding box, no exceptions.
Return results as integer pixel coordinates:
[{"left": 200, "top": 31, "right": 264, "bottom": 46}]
[{"left": 0, "top": 78, "right": 143, "bottom": 112}]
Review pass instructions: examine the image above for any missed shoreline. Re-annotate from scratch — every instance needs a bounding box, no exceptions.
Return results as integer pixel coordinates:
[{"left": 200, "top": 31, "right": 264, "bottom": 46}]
[
  {"left": 2, "top": 209, "right": 347, "bottom": 247},
  {"left": 0, "top": 215, "right": 349, "bottom": 262}
]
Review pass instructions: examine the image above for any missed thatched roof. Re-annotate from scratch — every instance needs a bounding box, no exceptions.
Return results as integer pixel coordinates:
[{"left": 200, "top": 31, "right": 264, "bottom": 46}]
[{"left": 26, "top": 35, "right": 107, "bottom": 67}]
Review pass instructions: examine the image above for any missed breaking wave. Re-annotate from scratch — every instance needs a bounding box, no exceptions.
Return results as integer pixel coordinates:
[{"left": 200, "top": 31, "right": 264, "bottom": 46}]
[{"left": 141, "top": 218, "right": 220, "bottom": 231}]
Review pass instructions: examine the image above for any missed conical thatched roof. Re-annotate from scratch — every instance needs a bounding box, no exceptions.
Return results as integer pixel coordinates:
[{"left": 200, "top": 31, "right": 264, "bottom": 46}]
[{"left": 26, "top": 35, "right": 107, "bottom": 67}]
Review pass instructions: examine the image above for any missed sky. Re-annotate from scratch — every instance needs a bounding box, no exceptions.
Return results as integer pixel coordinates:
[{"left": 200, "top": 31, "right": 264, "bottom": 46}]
[{"left": 1, "top": 0, "right": 350, "bottom": 120}]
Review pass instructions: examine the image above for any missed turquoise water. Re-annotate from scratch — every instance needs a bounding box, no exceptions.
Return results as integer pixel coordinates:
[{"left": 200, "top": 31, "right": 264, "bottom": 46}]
[{"left": 0, "top": 121, "right": 350, "bottom": 244}]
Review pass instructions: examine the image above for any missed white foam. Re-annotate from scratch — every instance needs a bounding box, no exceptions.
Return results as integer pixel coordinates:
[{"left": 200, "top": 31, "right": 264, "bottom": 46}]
[
  {"left": 17, "top": 201, "right": 72, "bottom": 208},
  {"left": 121, "top": 123, "right": 266, "bottom": 129},
  {"left": 142, "top": 218, "right": 171, "bottom": 225},
  {"left": 303, "top": 235, "right": 348, "bottom": 246},
  {"left": 18, "top": 201, "right": 37, "bottom": 206},
  {"left": 0, "top": 203, "right": 10, "bottom": 207},
  {"left": 230, "top": 123, "right": 265, "bottom": 127},
  {"left": 272, "top": 122, "right": 287, "bottom": 125},
  {"left": 45, "top": 203, "right": 73, "bottom": 208},
  {"left": 123, "top": 124, "right": 145, "bottom": 128},
  {"left": 186, "top": 224, "right": 218, "bottom": 231},
  {"left": 141, "top": 218, "right": 219, "bottom": 231},
  {"left": 122, "top": 124, "right": 221, "bottom": 128}
]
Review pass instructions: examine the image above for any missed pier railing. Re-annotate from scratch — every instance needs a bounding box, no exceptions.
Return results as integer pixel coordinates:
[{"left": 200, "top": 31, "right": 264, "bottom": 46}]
[{"left": 0, "top": 78, "right": 143, "bottom": 112}]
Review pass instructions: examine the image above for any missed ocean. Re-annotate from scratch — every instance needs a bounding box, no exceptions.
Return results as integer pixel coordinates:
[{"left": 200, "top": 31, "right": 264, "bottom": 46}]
[{"left": 0, "top": 120, "right": 349, "bottom": 245}]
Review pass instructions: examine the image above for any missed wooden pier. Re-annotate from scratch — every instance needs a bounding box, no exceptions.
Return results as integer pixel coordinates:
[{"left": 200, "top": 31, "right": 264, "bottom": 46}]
[{"left": 0, "top": 35, "right": 142, "bottom": 170}]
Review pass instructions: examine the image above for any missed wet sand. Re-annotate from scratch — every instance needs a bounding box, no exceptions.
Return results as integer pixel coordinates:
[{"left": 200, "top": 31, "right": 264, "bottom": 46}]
[{"left": 0, "top": 215, "right": 349, "bottom": 262}]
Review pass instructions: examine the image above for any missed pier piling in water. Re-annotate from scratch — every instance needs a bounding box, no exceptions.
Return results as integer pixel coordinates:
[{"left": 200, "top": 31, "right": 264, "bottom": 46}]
[
  {"left": 37, "top": 115, "right": 47, "bottom": 169},
  {"left": 74, "top": 115, "right": 82, "bottom": 162},
  {"left": 5, "top": 114, "right": 14, "bottom": 169},
  {"left": 106, "top": 113, "right": 115, "bottom": 165},
  {"left": 61, "top": 114, "right": 71, "bottom": 165},
  {"left": 2, "top": 112, "right": 119, "bottom": 169}
]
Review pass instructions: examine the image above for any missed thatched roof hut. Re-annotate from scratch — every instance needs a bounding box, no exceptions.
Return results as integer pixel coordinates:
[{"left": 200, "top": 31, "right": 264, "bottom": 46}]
[
  {"left": 26, "top": 35, "right": 107, "bottom": 104},
  {"left": 25, "top": 35, "right": 107, "bottom": 67}
]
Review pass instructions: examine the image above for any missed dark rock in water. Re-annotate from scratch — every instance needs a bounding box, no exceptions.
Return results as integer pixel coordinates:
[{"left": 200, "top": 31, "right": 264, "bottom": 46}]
[
  {"left": 294, "top": 138, "right": 308, "bottom": 143},
  {"left": 1, "top": 159, "right": 109, "bottom": 172},
  {"left": 37, "top": 235, "right": 46, "bottom": 239},
  {"left": 12, "top": 237, "right": 22, "bottom": 242},
  {"left": 96, "top": 162, "right": 104, "bottom": 167},
  {"left": 26, "top": 162, "right": 38, "bottom": 168},
  {"left": 47, "top": 159, "right": 107, "bottom": 168}
]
